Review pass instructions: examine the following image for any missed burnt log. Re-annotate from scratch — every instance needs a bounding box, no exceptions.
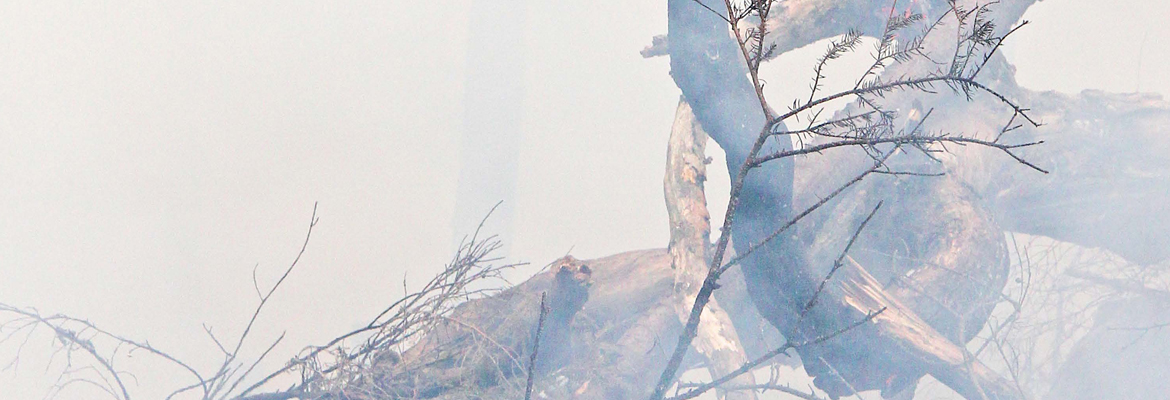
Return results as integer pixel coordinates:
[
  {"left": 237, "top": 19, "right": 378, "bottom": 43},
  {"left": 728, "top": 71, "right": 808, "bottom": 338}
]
[
  {"left": 666, "top": 0, "right": 1023, "bottom": 398},
  {"left": 313, "top": 1, "right": 1170, "bottom": 399},
  {"left": 373, "top": 256, "right": 592, "bottom": 398},
  {"left": 364, "top": 249, "right": 765, "bottom": 399}
]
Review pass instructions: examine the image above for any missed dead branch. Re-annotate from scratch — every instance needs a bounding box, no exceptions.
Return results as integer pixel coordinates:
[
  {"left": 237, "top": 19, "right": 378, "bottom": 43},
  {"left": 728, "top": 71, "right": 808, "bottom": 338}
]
[
  {"left": 676, "top": 382, "right": 826, "bottom": 400},
  {"left": 666, "top": 308, "right": 886, "bottom": 400},
  {"left": 237, "top": 206, "right": 518, "bottom": 399},
  {"left": 665, "top": 97, "right": 759, "bottom": 400},
  {"left": 654, "top": 1, "right": 1041, "bottom": 399},
  {"left": 523, "top": 294, "right": 548, "bottom": 400},
  {"left": 0, "top": 203, "right": 321, "bottom": 400}
]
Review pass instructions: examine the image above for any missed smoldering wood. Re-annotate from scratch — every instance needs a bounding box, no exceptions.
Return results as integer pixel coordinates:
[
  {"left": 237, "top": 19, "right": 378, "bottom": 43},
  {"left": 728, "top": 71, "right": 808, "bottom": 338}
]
[
  {"left": 360, "top": 256, "right": 593, "bottom": 399},
  {"left": 723, "top": 0, "right": 1170, "bottom": 267},
  {"left": 19, "top": 1, "right": 1162, "bottom": 399},
  {"left": 338, "top": 250, "right": 747, "bottom": 400},
  {"left": 772, "top": 4, "right": 1169, "bottom": 400},
  {"left": 663, "top": 0, "right": 1029, "bottom": 398},
  {"left": 317, "top": 98, "right": 777, "bottom": 400},
  {"left": 961, "top": 65, "right": 1170, "bottom": 266},
  {"left": 264, "top": 1, "right": 1169, "bottom": 399},
  {"left": 361, "top": 1, "right": 1170, "bottom": 399}
]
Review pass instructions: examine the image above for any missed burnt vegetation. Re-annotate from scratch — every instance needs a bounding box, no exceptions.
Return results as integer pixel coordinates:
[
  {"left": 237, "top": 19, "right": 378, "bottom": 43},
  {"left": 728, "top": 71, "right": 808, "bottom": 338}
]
[{"left": 4, "top": 1, "right": 1170, "bottom": 400}]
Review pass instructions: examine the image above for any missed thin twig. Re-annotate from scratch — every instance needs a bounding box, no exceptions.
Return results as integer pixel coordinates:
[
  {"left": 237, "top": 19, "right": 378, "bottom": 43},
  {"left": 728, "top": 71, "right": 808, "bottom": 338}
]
[
  {"left": 717, "top": 149, "right": 896, "bottom": 276},
  {"left": 236, "top": 204, "right": 518, "bottom": 399},
  {"left": 525, "top": 293, "right": 550, "bottom": 400},
  {"left": 666, "top": 308, "right": 886, "bottom": 400},
  {"left": 677, "top": 382, "right": 826, "bottom": 400},
  {"left": 653, "top": 2, "right": 1045, "bottom": 399},
  {"left": 800, "top": 202, "right": 884, "bottom": 318}
]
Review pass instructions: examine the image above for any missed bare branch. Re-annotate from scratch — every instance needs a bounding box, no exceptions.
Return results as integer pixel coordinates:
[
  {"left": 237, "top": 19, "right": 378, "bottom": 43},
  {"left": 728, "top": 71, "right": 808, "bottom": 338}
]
[
  {"left": 524, "top": 293, "right": 549, "bottom": 400},
  {"left": 666, "top": 308, "right": 886, "bottom": 400},
  {"left": 800, "top": 202, "right": 884, "bottom": 318},
  {"left": 677, "top": 382, "right": 827, "bottom": 400},
  {"left": 653, "top": 2, "right": 1044, "bottom": 399},
  {"left": 752, "top": 133, "right": 1046, "bottom": 173},
  {"left": 236, "top": 204, "right": 519, "bottom": 399}
]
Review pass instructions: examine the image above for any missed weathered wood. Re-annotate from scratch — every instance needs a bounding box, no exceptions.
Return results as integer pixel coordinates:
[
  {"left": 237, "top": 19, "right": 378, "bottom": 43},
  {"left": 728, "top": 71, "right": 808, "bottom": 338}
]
[
  {"left": 764, "top": 0, "right": 1170, "bottom": 266},
  {"left": 789, "top": 158, "right": 1014, "bottom": 398},
  {"left": 665, "top": 98, "right": 758, "bottom": 400},
  {"left": 365, "top": 246, "right": 774, "bottom": 399},
  {"left": 382, "top": 256, "right": 593, "bottom": 399},
  {"left": 330, "top": 2, "right": 1170, "bottom": 399},
  {"left": 666, "top": 1, "right": 1025, "bottom": 399}
]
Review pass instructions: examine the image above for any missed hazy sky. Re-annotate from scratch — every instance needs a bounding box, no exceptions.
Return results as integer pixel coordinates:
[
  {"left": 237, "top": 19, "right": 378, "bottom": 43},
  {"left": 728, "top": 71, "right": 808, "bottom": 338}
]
[{"left": 0, "top": 1, "right": 1167, "bottom": 398}]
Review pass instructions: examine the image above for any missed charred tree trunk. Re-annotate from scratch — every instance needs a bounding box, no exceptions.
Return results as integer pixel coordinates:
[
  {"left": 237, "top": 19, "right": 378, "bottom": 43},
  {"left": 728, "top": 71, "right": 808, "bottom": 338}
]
[{"left": 666, "top": 0, "right": 1023, "bottom": 399}]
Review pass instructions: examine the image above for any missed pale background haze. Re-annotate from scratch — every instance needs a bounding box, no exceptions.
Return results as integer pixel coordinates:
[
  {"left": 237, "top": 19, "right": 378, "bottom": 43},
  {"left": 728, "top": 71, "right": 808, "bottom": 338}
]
[{"left": 0, "top": 1, "right": 1167, "bottom": 398}]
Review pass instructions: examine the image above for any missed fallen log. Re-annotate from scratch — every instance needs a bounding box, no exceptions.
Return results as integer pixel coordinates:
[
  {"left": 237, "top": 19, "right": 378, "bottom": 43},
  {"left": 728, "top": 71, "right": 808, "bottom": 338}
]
[{"left": 301, "top": 2, "right": 1169, "bottom": 399}]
